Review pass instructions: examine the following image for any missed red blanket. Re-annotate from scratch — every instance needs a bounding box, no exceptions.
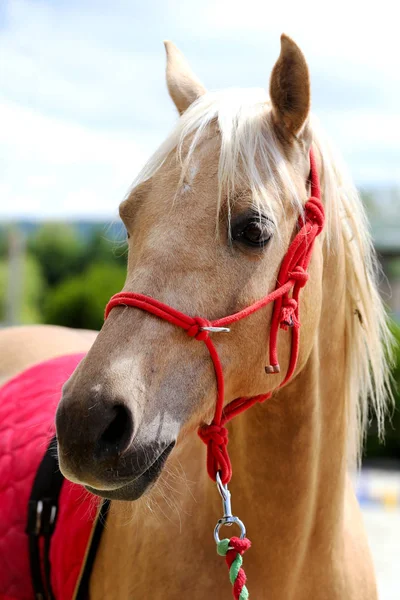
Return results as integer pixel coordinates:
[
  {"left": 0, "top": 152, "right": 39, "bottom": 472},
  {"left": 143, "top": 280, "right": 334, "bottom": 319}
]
[{"left": 0, "top": 354, "right": 98, "bottom": 600}]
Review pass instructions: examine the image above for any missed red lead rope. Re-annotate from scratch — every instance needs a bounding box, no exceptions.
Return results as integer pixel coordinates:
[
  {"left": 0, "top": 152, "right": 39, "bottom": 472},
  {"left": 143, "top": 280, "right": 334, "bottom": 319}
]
[{"left": 105, "top": 149, "right": 324, "bottom": 486}]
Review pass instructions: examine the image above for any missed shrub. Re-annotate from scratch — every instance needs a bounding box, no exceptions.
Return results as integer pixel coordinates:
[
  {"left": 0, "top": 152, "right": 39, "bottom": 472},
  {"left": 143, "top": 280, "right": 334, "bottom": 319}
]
[
  {"left": 43, "top": 262, "right": 126, "bottom": 330},
  {"left": 28, "top": 224, "right": 84, "bottom": 287}
]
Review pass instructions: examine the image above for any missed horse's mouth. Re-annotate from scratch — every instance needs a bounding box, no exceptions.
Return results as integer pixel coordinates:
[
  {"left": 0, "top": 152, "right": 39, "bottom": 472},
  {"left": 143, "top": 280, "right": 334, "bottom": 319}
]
[{"left": 85, "top": 441, "right": 175, "bottom": 501}]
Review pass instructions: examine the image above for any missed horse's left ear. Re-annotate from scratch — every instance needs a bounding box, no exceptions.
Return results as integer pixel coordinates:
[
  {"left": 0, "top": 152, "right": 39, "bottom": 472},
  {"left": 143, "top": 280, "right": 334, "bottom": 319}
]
[
  {"left": 269, "top": 34, "right": 311, "bottom": 139},
  {"left": 164, "top": 41, "right": 206, "bottom": 115}
]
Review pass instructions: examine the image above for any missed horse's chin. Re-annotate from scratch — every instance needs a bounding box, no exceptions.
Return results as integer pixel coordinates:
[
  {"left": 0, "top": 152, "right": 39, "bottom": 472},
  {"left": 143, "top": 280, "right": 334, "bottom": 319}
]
[{"left": 84, "top": 441, "right": 175, "bottom": 501}]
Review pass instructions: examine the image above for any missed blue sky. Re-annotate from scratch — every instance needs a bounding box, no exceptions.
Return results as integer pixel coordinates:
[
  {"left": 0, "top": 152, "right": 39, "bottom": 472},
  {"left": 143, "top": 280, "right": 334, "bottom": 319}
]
[{"left": 1, "top": 0, "right": 399, "bottom": 218}]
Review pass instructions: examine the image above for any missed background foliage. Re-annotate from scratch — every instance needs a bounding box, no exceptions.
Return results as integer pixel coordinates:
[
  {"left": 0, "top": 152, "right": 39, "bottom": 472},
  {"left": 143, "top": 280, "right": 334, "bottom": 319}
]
[{"left": 0, "top": 223, "right": 127, "bottom": 330}]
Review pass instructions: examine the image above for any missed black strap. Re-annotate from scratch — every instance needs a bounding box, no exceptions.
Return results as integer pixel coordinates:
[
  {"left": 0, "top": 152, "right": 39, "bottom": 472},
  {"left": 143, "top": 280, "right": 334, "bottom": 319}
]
[
  {"left": 27, "top": 534, "right": 46, "bottom": 600},
  {"left": 27, "top": 436, "right": 110, "bottom": 600},
  {"left": 26, "top": 436, "right": 64, "bottom": 600},
  {"left": 43, "top": 534, "right": 55, "bottom": 600},
  {"left": 74, "top": 499, "right": 111, "bottom": 600}
]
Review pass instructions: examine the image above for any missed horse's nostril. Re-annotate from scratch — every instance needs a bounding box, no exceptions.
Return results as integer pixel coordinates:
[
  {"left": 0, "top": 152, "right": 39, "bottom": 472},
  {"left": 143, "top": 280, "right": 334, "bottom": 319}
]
[{"left": 95, "top": 404, "right": 133, "bottom": 459}]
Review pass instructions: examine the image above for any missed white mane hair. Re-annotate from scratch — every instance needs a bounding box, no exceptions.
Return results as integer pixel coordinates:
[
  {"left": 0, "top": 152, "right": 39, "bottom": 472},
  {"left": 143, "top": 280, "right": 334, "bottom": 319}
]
[{"left": 131, "top": 88, "right": 393, "bottom": 464}]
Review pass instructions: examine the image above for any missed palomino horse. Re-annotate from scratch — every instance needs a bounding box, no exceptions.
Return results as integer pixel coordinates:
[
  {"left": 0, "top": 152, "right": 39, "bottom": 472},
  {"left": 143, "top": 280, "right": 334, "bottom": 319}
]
[{"left": 0, "top": 36, "right": 392, "bottom": 599}]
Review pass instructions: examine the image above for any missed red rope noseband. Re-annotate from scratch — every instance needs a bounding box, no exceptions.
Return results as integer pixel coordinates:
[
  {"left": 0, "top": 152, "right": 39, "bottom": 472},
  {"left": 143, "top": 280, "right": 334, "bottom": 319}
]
[{"left": 105, "top": 149, "right": 324, "bottom": 485}]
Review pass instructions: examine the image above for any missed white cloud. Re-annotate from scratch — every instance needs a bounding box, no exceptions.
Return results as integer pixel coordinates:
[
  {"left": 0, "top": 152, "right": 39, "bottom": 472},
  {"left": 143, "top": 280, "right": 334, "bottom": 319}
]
[{"left": 0, "top": 99, "right": 147, "bottom": 218}]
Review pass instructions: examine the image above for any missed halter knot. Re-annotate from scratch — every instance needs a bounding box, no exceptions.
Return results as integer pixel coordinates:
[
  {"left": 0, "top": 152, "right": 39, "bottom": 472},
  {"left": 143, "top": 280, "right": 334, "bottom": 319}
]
[
  {"left": 304, "top": 197, "right": 325, "bottom": 232},
  {"left": 280, "top": 297, "right": 299, "bottom": 331},
  {"left": 288, "top": 266, "right": 309, "bottom": 288},
  {"left": 186, "top": 317, "right": 212, "bottom": 341},
  {"left": 198, "top": 424, "right": 232, "bottom": 484},
  {"left": 198, "top": 423, "right": 228, "bottom": 447}
]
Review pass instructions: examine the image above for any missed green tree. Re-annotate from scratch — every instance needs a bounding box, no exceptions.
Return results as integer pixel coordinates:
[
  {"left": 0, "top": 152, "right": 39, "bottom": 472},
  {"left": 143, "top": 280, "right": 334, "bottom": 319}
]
[
  {"left": 81, "top": 227, "right": 127, "bottom": 271},
  {"left": 43, "top": 262, "right": 126, "bottom": 330},
  {"left": 27, "top": 223, "right": 84, "bottom": 287}
]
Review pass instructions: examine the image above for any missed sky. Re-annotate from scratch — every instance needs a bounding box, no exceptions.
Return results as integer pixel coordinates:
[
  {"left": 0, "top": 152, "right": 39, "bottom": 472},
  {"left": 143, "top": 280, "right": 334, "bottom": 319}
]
[{"left": 0, "top": 0, "right": 399, "bottom": 219}]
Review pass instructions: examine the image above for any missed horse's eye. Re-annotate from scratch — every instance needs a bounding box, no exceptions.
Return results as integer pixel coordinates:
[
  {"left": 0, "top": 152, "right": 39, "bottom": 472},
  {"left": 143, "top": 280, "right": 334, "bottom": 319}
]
[{"left": 232, "top": 215, "right": 273, "bottom": 248}]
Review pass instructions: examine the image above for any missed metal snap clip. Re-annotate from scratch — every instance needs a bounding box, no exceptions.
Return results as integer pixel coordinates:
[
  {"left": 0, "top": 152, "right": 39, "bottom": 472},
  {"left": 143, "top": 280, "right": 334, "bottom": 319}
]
[{"left": 214, "top": 472, "right": 246, "bottom": 543}]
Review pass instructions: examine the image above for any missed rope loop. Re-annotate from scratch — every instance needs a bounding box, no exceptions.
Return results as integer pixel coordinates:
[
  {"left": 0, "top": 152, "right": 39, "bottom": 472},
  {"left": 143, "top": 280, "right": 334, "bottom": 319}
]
[
  {"left": 186, "top": 317, "right": 212, "bottom": 341},
  {"left": 226, "top": 536, "right": 251, "bottom": 555},
  {"left": 288, "top": 266, "right": 309, "bottom": 288},
  {"left": 304, "top": 197, "right": 325, "bottom": 232}
]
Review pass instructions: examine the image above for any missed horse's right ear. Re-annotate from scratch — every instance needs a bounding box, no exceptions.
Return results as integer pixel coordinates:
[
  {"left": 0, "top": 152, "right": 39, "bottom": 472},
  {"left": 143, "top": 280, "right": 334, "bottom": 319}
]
[
  {"left": 269, "top": 34, "right": 311, "bottom": 139},
  {"left": 164, "top": 41, "right": 206, "bottom": 115}
]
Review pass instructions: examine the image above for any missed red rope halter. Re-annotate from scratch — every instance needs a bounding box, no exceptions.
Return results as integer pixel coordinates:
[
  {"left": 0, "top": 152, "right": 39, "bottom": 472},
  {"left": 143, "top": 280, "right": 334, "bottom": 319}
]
[{"left": 105, "top": 148, "right": 324, "bottom": 485}]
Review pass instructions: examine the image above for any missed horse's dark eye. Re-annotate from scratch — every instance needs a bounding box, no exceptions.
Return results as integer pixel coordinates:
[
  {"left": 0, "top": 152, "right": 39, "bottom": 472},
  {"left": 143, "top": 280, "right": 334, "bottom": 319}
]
[{"left": 232, "top": 214, "right": 273, "bottom": 248}]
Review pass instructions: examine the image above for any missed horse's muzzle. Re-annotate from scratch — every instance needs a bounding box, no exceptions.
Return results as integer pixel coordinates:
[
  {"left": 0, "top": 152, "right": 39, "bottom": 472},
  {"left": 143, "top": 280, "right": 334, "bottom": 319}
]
[{"left": 55, "top": 391, "right": 175, "bottom": 498}]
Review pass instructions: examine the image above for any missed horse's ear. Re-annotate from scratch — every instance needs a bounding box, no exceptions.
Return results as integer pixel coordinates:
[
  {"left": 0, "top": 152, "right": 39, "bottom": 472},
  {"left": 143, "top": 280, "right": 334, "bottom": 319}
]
[
  {"left": 269, "top": 34, "right": 311, "bottom": 138},
  {"left": 164, "top": 41, "right": 206, "bottom": 115}
]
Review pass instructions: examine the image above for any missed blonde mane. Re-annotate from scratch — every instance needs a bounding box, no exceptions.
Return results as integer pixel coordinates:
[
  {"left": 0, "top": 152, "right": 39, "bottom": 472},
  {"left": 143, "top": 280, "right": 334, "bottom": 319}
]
[{"left": 132, "top": 88, "right": 393, "bottom": 463}]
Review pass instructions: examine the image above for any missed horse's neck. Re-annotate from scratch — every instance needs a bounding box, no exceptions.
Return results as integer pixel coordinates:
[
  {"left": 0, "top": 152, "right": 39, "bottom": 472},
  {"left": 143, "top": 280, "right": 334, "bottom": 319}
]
[{"left": 230, "top": 340, "right": 348, "bottom": 574}]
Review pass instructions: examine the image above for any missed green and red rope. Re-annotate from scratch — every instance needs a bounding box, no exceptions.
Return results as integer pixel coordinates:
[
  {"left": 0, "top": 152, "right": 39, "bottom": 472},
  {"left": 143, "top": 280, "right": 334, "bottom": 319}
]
[{"left": 217, "top": 537, "right": 251, "bottom": 599}]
